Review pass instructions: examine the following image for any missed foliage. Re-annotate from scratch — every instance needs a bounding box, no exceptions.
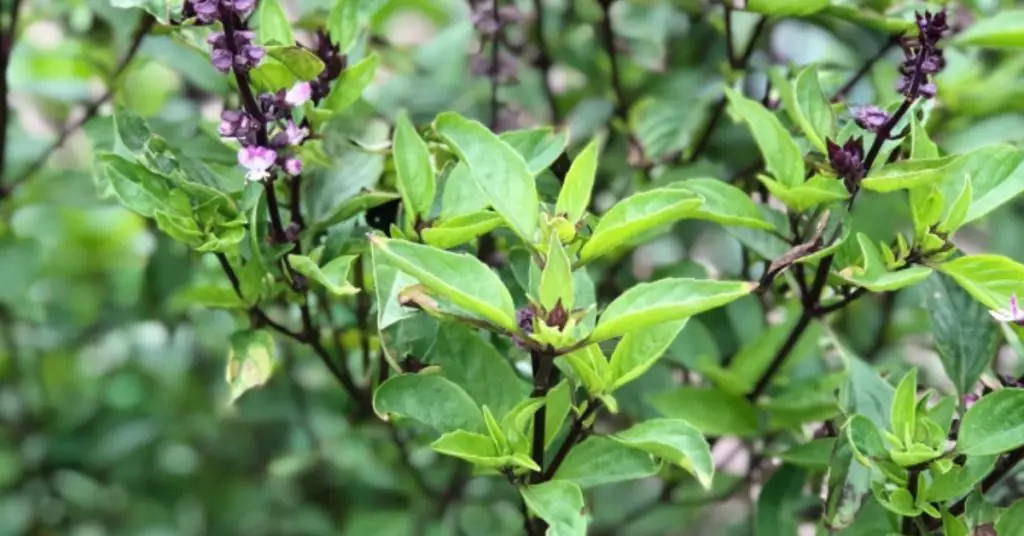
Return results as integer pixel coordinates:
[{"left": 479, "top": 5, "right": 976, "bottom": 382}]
[{"left": 6, "top": 0, "right": 1024, "bottom": 535}]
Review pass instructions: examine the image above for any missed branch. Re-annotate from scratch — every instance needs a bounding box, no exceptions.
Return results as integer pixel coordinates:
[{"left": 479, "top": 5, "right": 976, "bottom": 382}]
[
  {"left": 541, "top": 399, "right": 602, "bottom": 480},
  {"left": 597, "top": 0, "right": 627, "bottom": 120},
  {"left": 489, "top": 0, "right": 503, "bottom": 130},
  {"left": 3, "top": 15, "right": 155, "bottom": 196}
]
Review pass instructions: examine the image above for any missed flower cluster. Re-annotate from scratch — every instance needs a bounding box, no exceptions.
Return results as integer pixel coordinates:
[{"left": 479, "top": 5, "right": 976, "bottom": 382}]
[
  {"left": 184, "top": 0, "right": 255, "bottom": 25},
  {"left": 896, "top": 10, "right": 948, "bottom": 99},
  {"left": 207, "top": 30, "right": 264, "bottom": 73},
  {"left": 826, "top": 137, "right": 865, "bottom": 191},
  {"left": 226, "top": 82, "right": 310, "bottom": 183}
]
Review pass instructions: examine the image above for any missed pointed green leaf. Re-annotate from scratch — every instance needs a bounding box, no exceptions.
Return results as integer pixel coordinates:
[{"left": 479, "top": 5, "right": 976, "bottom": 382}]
[
  {"left": 954, "top": 10, "right": 1024, "bottom": 48},
  {"left": 725, "top": 86, "right": 804, "bottom": 187},
  {"left": 520, "top": 481, "right": 587, "bottom": 536},
  {"left": 957, "top": 388, "right": 1024, "bottom": 456},
  {"left": 938, "top": 254, "right": 1024, "bottom": 311},
  {"left": 609, "top": 319, "right": 688, "bottom": 391},
  {"left": 668, "top": 177, "right": 772, "bottom": 230},
  {"left": 649, "top": 387, "right": 759, "bottom": 437},
  {"left": 324, "top": 54, "right": 379, "bottom": 113},
  {"left": 327, "top": 0, "right": 359, "bottom": 53},
  {"left": 580, "top": 188, "right": 702, "bottom": 263},
  {"left": 612, "top": 418, "right": 713, "bottom": 489},
  {"left": 562, "top": 344, "right": 609, "bottom": 396},
  {"left": 226, "top": 330, "right": 278, "bottom": 403},
  {"left": 426, "top": 323, "right": 525, "bottom": 419},
  {"left": 747, "top": 0, "right": 827, "bottom": 16},
  {"left": 256, "top": 0, "right": 293, "bottom": 45},
  {"left": 373, "top": 373, "right": 485, "bottom": 433},
  {"left": 435, "top": 112, "right": 538, "bottom": 242},
  {"left": 539, "top": 234, "right": 573, "bottom": 311},
  {"left": 551, "top": 436, "right": 657, "bottom": 489},
  {"left": 555, "top": 137, "right": 600, "bottom": 223},
  {"left": 925, "top": 272, "right": 999, "bottom": 396},
  {"left": 287, "top": 254, "right": 359, "bottom": 295},
  {"left": 421, "top": 211, "right": 503, "bottom": 250},
  {"left": 370, "top": 236, "right": 517, "bottom": 331},
  {"left": 591, "top": 278, "right": 755, "bottom": 342},
  {"left": 760, "top": 174, "right": 849, "bottom": 212},
  {"left": 772, "top": 66, "right": 834, "bottom": 152},
  {"left": 500, "top": 127, "right": 567, "bottom": 175},
  {"left": 393, "top": 111, "right": 435, "bottom": 218},
  {"left": 891, "top": 368, "right": 918, "bottom": 442},
  {"left": 861, "top": 156, "right": 957, "bottom": 192},
  {"left": 265, "top": 46, "right": 326, "bottom": 81}
]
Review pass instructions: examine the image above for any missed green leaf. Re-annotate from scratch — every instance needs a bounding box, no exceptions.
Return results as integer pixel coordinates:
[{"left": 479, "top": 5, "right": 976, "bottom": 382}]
[
  {"left": 434, "top": 112, "right": 538, "bottom": 242},
  {"left": 248, "top": 57, "right": 297, "bottom": 93},
  {"left": 747, "top": 0, "right": 827, "bottom": 16},
  {"left": 324, "top": 54, "right": 379, "bottom": 113},
  {"left": 926, "top": 455, "right": 998, "bottom": 502},
  {"left": 315, "top": 190, "right": 400, "bottom": 230},
  {"left": 113, "top": 104, "right": 150, "bottom": 152},
  {"left": 957, "top": 146, "right": 1024, "bottom": 224},
  {"left": 103, "top": 156, "right": 172, "bottom": 218},
  {"left": 939, "top": 254, "right": 1024, "bottom": 311},
  {"left": 539, "top": 234, "right": 573, "bottom": 311},
  {"left": 440, "top": 162, "right": 487, "bottom": 218},
  {"left": 955, "top": 10, "right": 1024, "bottom": 48},
  {"left": 500, "top": 128, "right": 567, "bottom": 175},
  {"left": 609, "top": 319, "right": 688, "bottom": 391},
  {"left": 265, "top": 46, "right": 326, "bottom": 81},
  {"left": 430, "top": 430, "right": 499, "bottom": 463},
  {"left": 580, "top": 188, "right": 702, "bottom": 263},
  {"left": 426, "top": 323, "right": 525, "bottom": 419},
  {"left": 846, "top": 414, "right": 888, "bottom": 464},
  {"left": 997, "top": 501, "right": 1024, "bottom": 536},
  {"left": 226, "top": 331, "right": 277, "bottom": 403},
  {"left": 925, "top": 272, "right": 1000, "bottom": 396},
  {"left": 373, "top": 373, "right": 485, "bottom": 433},
  {"left": 957, "top": 389, "right": 1024, "bottom": 456},
  {"left": 834, "top": 336, "right": 894, "bottom": 429},
  {"left": 755, "top": 465, "right": 807, "bottom": 536},
  {"left": 562, "top": 344, "right": 610, "bottom": 397},
  {"left": 772, "top": 66, "right": 834, "bottom": 152},
  {"left": 725, "top": 86, "right": 804, "bottom": 187},
  {"left": 891, "top": 368, "right": 918, "bottom": 443},
  {"left": 591, "top": 278, "right": 755, "bottom": 342},
  {"left": 760, "top": 174, "right": 849, "bottom": 212},
  {"left": 649, "top": 387, "right": 759, "bottom": 437},
  {"left": 840, "top": 233, "right": 932, "bottom": 292},
  {"left": 256, "top": 0, "right": 293, "bottom": 45},
  {"left": 555, "top": 137, "right": 599, "bottom": 224},
  {"left": 421, "top": 212, "right": 503, "bottom": 249},
  {"left": 824, "top": 435, "right": 873, "bottom": 529},
  {"left": 911, "top": 115, "right": 939, "bottom": 160},
  {"left": 938, "top": 175, "right": 972, "bottom": 234},
  {"left": 393, "top": 111, "right": 435, "bottom": 218},
  {"left": 777, "top": 438, "right": 836, "bottom": 470},
  {"left": 668, "top": 177, "right": 773, "bottom": 230},
  {"left": 551, "top": 436, "right": 658, "bottom": 489},
  {"left": 287, "top": 254, "right": 359, "bottom": 295},
  {"left": 327, "top": 0, "right": 359, "bottom": 53},
  {"left": 520, "top": 481, "right": 587, "bottom": 536},
  {"left": 861, "top": 156, "right": 957, "bottom": 192},
  {"left": 369, "top": 236, "right": 518, "bottom": 331},
  {"left": 612, "top": 418, "right": 713, "bottom": 489},
  {"left": 543, "top": 380, "right": 573, "bottom": 449}
]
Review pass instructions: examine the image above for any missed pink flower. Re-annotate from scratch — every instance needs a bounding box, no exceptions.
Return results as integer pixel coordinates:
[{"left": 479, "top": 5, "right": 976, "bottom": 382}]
[
  {"left": 284, "top": 119, "right": 308, "bottom": 145},
  {"left": 990, "top": 294, "right": 1024, "bottom": 325},
  {"left": 284, "top": 81, "right": 312, "bottom": 107},
  {"left": 238, "top": 146, "right": 277, "bottom": 182},
  {"left": 284, "top": 157, "right": 303, "bottom": 176}
]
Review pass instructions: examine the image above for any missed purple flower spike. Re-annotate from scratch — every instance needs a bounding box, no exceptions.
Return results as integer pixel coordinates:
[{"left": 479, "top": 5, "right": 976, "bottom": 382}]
[
  {"left": 238, "top": 146, "right": 277, "bottom": 182},
  {"left": 990, "top": 294, "right": 1024, "bottom": 325},
  {"left": 853, "top": 106, "right": 890, "bottom": 133},
  {"left": 285, "top": 82, "right": 312, "bottom": 107}
]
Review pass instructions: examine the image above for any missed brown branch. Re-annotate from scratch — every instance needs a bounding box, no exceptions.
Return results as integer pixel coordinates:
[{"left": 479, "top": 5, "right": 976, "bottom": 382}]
[
  {"left": 541, "top": 399, "right": 602, "bottom": 480},
  {"left": 3, "top": 15, "right": 155, "bottom": 196}
]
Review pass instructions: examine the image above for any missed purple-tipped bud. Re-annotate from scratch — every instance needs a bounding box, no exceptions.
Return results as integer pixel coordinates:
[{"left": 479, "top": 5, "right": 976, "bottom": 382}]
[
  {"left": 546, "top": 299, "right": 568, "bottom": 330},
  {"left": 826, "top": 137, "right": 866, "bottom": 185},
  {"left": 853, "top": 106, "right": 890, "bottom": 133}
]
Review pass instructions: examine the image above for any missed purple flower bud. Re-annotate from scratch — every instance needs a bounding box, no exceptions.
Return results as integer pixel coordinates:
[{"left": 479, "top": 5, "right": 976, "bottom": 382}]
[
  {"left": 185, "top": 0, "right": 219, "bottom": 24},
  {"left": 916, "top": 10, "right": 949, "bottom": 46},
  {"left": 919, "top": 82, "right": 937, "bottom": 98},
  {"left": 517, "top": 307, "right": 536, "bottom": 334},
  {"left": 827, "top": 137, "right": 865, "bottom": 184},
  {"left": 284, "top": 157, "right": 303, "bottom": 176},
  {"left": 990, "top": 294, "right": 1024, "bottom": 325},
  {"left": 211, "top": 49, "right": 233, "bottom": 73},
  {"left": 469, "top": 51, "right": 518, "bottom": 85},
  {"left": 284, "top": 82, "right": 312, "bottom": 107},
  {"left": 259, "top": 91, "right": 288, "bottom": 121},
  {"left": 284, "top": 120, "right": 308, "bottom": 146},
  {"left": 223, "top": 0, "right": 256, "bottom": 15},
  {"left": 238, "top": 146, "right": 277, "bottom": 182},
  {"left": 853, "top": 106, "right": 890, "bottom": 133},
  {"left": 470, "top": 3, "right": 522, "bottom": 36},
  {"left": 546, "top": 300, "right": 568, "bottom": 330},
  {"left": 963, "top": 393, "right": 979, "bottom": 409},
  {"left": 218, "top": 109, "right": 255, "bottom": 139}
]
